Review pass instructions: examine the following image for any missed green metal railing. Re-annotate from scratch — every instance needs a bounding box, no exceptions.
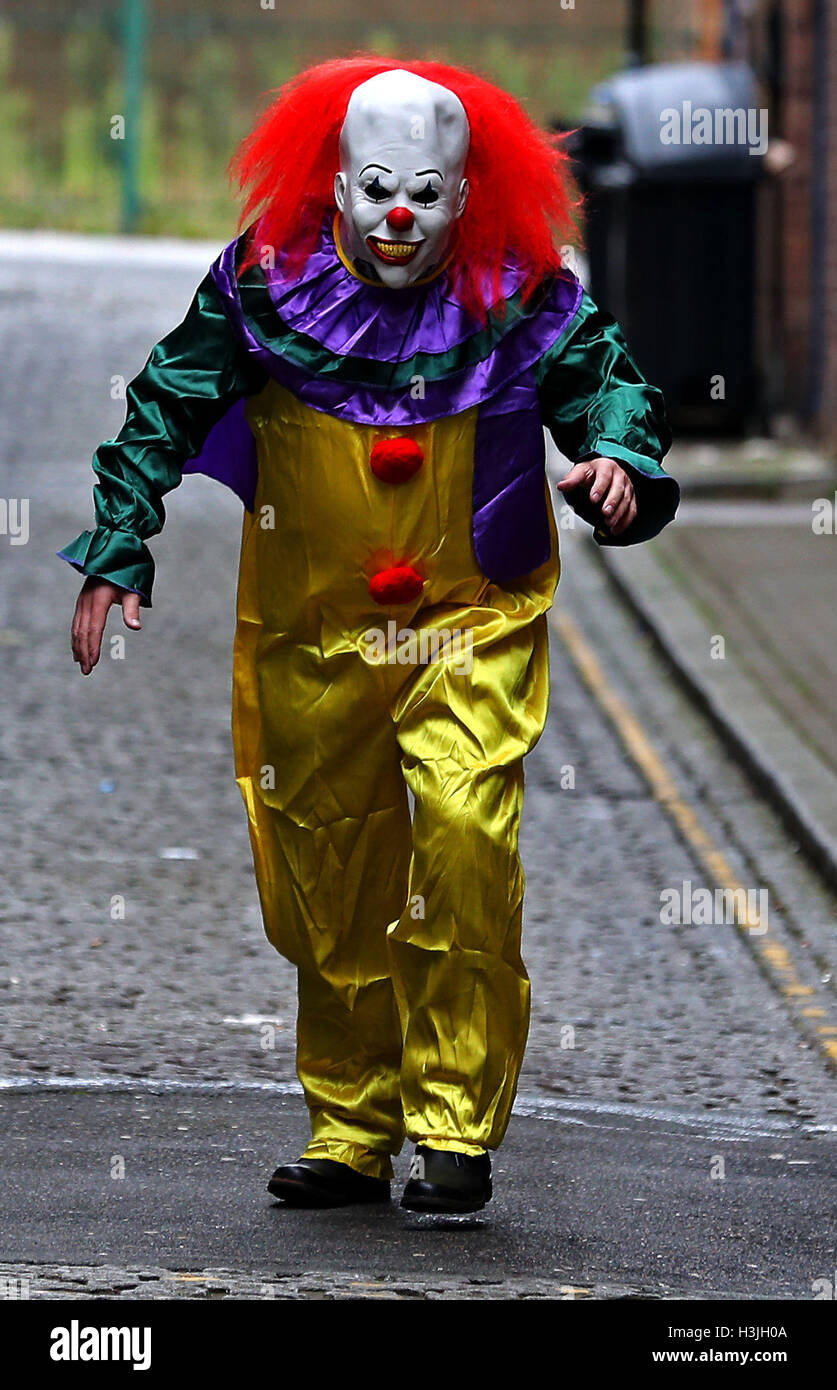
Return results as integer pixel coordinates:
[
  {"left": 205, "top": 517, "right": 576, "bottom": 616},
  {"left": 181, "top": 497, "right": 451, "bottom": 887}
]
[{"left": 121, "top": 0, "right": 146, "bottom": 231}]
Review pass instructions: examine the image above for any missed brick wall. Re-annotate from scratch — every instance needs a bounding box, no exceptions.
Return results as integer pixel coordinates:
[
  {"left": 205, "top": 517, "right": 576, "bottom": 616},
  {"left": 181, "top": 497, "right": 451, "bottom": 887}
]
[
  {"left": 777, "top": 0, "right": 814, "bottom": 419},
  {"left": 769, "top": 0, "right": 836, "bottom": 444},
  {"left": 821, "top": 5, "right": 837, "bottom": 446}
]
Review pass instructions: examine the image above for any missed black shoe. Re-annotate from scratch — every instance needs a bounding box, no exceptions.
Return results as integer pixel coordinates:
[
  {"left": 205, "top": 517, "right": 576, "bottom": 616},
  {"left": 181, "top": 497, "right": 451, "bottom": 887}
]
[
  {"left": 400, "top": 1144, "right": 492, "bottom": 1213},
  {"left": 267, "top": 1158, "right": 391, "bottom": 1208}
]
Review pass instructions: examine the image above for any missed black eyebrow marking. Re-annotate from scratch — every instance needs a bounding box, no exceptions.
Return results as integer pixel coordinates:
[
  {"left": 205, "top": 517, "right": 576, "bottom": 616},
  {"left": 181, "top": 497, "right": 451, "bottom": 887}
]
[
  {"left": 359, "top": 163, "right": 394, "bottom": 175},
  {"left": 414, "top": 168, "right": 443, "bottom": 178}
]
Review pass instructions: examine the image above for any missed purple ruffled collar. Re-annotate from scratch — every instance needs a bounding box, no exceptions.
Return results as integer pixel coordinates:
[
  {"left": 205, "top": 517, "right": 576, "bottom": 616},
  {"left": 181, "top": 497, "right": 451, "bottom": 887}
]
[
  {"left": 209, "top": 219, "right": 583, "bottom": 426},
  {"left": 260, "top": 216, "right": 534, "bottom": 364}
]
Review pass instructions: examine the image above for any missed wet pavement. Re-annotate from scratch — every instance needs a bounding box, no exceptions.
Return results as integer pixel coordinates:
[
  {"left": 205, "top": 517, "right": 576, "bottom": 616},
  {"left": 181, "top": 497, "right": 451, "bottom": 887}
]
[
  {"left": 603, "top": 498, "right": 837, "bottom": 886},
  {"left": 1, "top": 1084, "right": 834, "bottom": 1300}
]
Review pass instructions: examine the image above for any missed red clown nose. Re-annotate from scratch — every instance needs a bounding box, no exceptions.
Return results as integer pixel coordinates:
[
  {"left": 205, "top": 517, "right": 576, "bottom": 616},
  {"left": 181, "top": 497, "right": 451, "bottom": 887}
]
[{"left": 386, "top": 206, "right": 414, "bottom": 232}]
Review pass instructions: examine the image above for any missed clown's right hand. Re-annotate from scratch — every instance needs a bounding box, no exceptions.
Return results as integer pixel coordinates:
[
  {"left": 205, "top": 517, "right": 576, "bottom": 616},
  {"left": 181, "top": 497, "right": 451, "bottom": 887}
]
[{"left": 71, "top": 576, "right": 142, "bottom": 676}]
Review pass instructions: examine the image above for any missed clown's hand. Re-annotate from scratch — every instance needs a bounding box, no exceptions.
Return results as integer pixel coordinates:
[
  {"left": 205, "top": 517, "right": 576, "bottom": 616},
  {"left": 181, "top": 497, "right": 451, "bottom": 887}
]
[
  {"left": 556, "top": 456, "right": 637, "bottom": 537},
  {"left": 71, "top": 576, "right": 142, "bottom": 676}
]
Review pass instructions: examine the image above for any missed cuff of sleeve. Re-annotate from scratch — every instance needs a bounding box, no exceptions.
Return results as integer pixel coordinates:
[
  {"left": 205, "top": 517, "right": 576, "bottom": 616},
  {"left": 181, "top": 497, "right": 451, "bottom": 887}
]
[
  {"left": 581, "top": 441, "right": 668, "bottom": 479},
  {"left": 57, "top": 528, "right": 154, "bottom": 606},
  {"left": 579, "top": 446, "right": 680, "bottom": 547}
]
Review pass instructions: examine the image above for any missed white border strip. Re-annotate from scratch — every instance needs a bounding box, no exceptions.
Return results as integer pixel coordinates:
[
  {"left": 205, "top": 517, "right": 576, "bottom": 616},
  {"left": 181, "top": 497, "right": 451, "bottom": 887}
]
[{"left": 0, "top": 1074, "right": 829, "bottom": 1138}]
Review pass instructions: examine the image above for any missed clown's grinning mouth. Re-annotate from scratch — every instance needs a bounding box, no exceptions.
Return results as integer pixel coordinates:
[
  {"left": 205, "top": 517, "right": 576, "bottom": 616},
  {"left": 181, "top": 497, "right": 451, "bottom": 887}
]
[{"left": 366, "top": 235, "right": 424, "bottom": 264}]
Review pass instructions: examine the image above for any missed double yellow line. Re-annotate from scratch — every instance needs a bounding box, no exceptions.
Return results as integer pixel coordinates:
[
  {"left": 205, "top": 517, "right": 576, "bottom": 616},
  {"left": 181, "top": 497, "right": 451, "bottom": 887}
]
[{"left": 551, "top": 607, "right": 837, "bottom": 1069}]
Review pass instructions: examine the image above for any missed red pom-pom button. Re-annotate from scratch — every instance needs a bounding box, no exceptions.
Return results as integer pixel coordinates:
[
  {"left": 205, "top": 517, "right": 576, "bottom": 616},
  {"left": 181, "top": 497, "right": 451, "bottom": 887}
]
[
  {"left": 370, "top": 438, "right": 424, "bottom": 485},
  {"left": 368, "top": 565, "right": 425, "bottom": 606}
]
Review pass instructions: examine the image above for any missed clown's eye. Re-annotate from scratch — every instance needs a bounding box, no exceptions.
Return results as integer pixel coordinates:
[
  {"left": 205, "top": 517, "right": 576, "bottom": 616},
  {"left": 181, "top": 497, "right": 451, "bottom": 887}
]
[
  {"left": 363, "top": 176, "right": 392, "bottom": 202},
  {"left": 412, "top": 181, "right": 440, "bottom": 206}
]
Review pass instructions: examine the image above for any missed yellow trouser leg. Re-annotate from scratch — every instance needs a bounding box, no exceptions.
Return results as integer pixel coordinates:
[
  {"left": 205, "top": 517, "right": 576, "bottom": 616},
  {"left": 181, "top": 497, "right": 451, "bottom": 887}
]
[
  {"left": 296, "top": 967, "right": 405, "bottom": 1179},
  {"left": 235, "top": 644, "right": 412, "bottom": 1179},
  {"left": 388, "top": 613, "right": 550, "bottom": 1153}
]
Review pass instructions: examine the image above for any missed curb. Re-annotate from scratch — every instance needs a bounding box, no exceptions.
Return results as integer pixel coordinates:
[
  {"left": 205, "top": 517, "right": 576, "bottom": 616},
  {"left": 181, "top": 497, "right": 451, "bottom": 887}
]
[
  {"left": 593, "top": 541, "right": 837, "bottom": 894},
  {"left": 677, "top": 472, "right": 836, "bottom": 502}
]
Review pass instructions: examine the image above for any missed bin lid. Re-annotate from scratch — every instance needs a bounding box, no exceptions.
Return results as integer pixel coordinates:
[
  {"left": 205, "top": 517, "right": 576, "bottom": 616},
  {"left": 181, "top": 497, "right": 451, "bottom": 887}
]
[{"left": 586, "top": 62, "right": 765, "bottom": 181}]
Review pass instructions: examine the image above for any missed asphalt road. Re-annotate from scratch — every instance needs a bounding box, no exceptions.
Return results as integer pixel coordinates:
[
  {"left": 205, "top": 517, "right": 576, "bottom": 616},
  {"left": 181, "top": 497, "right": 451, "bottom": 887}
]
[
  {"left": 1, "top": 235, "right": 836, "bottom": 1300},
  {"left": 0, "top": 1085, "right": 833, "bottom": 1300}
]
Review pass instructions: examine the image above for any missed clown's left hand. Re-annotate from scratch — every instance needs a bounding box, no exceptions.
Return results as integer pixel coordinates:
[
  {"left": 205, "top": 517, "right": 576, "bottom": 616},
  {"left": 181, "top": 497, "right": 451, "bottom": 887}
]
[{"left": 556, "top": 456, "right": 637, "bottom": 536}]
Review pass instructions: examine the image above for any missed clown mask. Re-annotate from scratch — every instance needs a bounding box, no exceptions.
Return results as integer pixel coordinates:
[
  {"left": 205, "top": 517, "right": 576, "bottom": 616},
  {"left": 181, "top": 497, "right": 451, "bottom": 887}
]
[{"left": 334, "top": 69, "right": 470, "bottom": 288}]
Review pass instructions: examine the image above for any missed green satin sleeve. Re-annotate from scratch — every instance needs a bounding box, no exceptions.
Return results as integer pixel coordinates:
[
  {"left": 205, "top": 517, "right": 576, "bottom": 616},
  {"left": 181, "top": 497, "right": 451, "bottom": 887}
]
[
  {"left": 58, "top": 271, "right": 268, "bottom": 605},
  {"left": 536, "top": 287, "right": 679, "bottom": 545}
]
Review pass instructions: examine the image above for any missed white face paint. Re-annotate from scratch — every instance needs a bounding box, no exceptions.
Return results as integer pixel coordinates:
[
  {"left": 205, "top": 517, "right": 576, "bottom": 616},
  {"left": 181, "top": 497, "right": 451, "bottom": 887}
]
[{"left": 334, "top": 69, "right": 470, "bottom": 288}]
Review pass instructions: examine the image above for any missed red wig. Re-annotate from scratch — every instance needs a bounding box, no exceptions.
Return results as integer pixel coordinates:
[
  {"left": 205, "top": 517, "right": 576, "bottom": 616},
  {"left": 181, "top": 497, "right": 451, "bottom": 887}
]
[{"left": 230, "top": 55, "right": 580, "bottom": 321}]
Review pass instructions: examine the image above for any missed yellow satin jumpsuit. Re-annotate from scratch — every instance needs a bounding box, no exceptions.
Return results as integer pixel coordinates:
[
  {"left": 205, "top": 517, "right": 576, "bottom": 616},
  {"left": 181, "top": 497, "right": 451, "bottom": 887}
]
[{"left": 232, "top": 378, "right": 560, "bottom": 1180}]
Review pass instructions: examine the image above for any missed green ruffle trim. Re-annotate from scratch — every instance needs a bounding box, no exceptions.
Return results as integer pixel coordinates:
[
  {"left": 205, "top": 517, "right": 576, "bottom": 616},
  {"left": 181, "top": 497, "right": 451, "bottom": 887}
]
[
  {"left": 236, "top": 252, "right": 552, "bottom": 393},
  {"left": 58, "top": 527, "right": 154, "bottom": 607}
]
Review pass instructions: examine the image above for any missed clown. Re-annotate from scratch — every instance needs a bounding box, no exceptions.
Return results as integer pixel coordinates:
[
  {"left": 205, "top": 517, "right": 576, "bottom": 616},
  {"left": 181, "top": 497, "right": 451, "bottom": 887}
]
[{"left": 63, "top": 58, "right": 678, "bottom": 1214}]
